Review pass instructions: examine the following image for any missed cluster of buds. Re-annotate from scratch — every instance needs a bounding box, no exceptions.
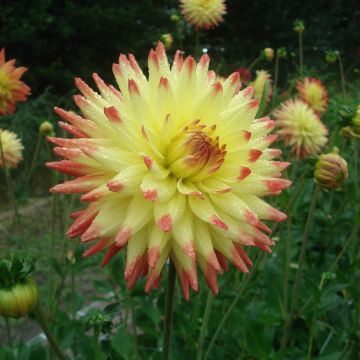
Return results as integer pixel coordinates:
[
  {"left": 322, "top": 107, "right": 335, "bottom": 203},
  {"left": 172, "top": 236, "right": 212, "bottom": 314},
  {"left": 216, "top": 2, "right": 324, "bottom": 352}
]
[
  {"left": 293, "top": 19, "right": 305, "bottom": 33},
  {"left": 339, "top": 105, "right": 360, "bottom": 139},
  {"left": 314, "top": 149, "right": 348, "bottom": 190},
  {"left": 0, "top": 253, "right": 38, "bottom": 318}
]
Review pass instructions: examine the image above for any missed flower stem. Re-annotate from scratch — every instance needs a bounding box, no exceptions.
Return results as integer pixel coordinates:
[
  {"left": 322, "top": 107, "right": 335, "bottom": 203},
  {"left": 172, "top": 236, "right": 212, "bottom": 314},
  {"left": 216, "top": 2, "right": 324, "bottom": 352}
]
[
  {"left": 248, "top": 55, "right": 261, "bottom": 70},
  {"left": 204, "top": 255, "right": 262, "bottom": 360},
  {"left": 281, "top": 184, "right": 320, "bottom": 349},
  {"left": 283, "top": 213, "right": 292, "bottom": 319},
  {"left": 130, "top": 296, "right": 140, "bottom": 360},
  {"left": 196, "top": 290, "right": 214, "bottom": 360},
  {"left": 194, "top": 31, "right": 201, "bottom": 60},
  {"left": 299, "top": 32, "right": 303, "bottom": 75},
  {"left": 272, "top": 54, "right": 280, "bottom": 107},
  {"left": 0, "top": 134, "right": 24, "bottom": 240},
  {"left": 33, "top": 301, "right": 66, "bottom": 360},
  {"left": 162, "top": 260, "right": 176, "bottom": 360},
  {"left": 28, "top": 132, "right": 41, "bottom": 183},
  {"left": 93, "top": 327, "right": 101, "bottom": 360},
  {"left": 337, "top": 52, "right": 347, "bottom": 97},
  {"left": 4, "top": 317, "right": 13, "bottom": 346}
]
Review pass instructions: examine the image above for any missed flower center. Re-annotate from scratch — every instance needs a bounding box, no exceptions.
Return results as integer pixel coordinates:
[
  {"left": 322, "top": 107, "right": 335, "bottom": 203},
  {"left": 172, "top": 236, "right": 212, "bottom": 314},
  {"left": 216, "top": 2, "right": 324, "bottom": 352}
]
[{"left": 167, "top": 119, "right": 226, "bottom": 180}]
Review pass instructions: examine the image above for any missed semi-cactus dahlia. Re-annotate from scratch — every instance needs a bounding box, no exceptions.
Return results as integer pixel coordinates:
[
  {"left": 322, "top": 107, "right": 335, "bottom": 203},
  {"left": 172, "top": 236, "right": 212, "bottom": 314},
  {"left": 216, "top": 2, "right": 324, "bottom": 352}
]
[
  {"left": 251, "top": 70, "right": 272, "bottom": 103},
  {"left": 274, "top": 99, "right": 328, "bottom": 159},
  {"left": 296, "top": 77, "right": 328, "bottom": 114},
  {"left": 0, "top": 129, "right": 24, "bottom": 169},
  {"left": 180, "top": 0, "right": 226, "bottom": 30},
  {"left": 0, "top": 49, "right": 31, "bottom": 115},
  {"left": 48, "top": 43, "right": 290, "bottom": 298}
]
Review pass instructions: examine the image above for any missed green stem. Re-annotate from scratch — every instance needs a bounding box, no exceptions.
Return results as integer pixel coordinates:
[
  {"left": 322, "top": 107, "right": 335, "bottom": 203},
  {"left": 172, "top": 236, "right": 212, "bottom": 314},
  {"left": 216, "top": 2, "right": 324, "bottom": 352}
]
[
  {"left": 272, "top": 54, "right": 280, "bottom": 107},
  {"left": 130, "top": 296, "right": 140, "bottom": 360},
  {"left": 283, "top": 214, "right": 292, "bottom": 320},
  {"left": 28, "top": 132, "right": 41, "bottom": 183},
  {"left": 299, "top": 32, "right": 303, "bottom": 75},
  {"left": 281, "top": 185, "right": 320, "bottom": 349},
  {"left": 248, "top": 55, "right": 261, "bottom": 70},
  {"left": 0, "top": 134, "right": 24, "bottom": 240},
  {"left": 196, "top": 290, "right": 214, "bottom": 360},
  {"left": 204, "top": 255, "right": 263, "bottom": 360},
  {"left": 337, "top": 52, "right": 347, "bottom": 97},
  {"left": 4, "top": 317, "right": 13, "bottom": 347},
  {"left": 162, "top": 260, "right": 176, "bottom": 360},
  {"left": 33, "top": 302, "right": 66, "bottom": 360},
  {"left": 194, "top": 31, "right": 201, "bottom": 60},
  {"left": 307, "top": 273, "right": 326, "bottom": 360},
  {"left": 93, "top": 327, "right": 101, "bottom": 360}
]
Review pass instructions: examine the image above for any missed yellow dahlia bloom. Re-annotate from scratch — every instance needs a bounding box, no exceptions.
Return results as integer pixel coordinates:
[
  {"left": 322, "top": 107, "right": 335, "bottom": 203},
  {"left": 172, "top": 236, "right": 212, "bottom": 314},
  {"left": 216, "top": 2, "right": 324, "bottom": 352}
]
[
  {"left": 274, "top": 99, "right": 328, "bottom": 159},
  {"left": 0, "top": 49, "right": 31, "bottom": 115},
  {"left": 296, "top": 77, "right": 328, "bottom": 114},
  {"left": 0, "top": 129, "right": 24, "bottom": 169},
  {"left": 251, "top": 70, "right": 272, "bottom": 103},
  {"left": 48, "top": 43, "right": 290, "bottom": 298},
  {"left": 180, "top": 0, "right": 226, "bottom": 30}
]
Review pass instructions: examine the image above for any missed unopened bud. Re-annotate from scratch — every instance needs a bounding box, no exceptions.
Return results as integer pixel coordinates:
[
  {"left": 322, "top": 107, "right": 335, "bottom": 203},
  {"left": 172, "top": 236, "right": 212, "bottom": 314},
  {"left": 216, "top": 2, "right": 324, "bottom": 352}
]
[
  {"left": 39, "top": 121, "right": 54, "bottom": 136},
  {"left": 277, "top": 47, "right": 287, "bottom": 59},
  {"left": 293, "top": 20, "right": 305, "bottom": 33},
  {"left": 0, "top": 253, "right": 38, "bottom": 318},
  {"left": 160, "top": 34, "right": 173, "bottom": 50},
  {"left": 314, "top": 152, "right": 348, "bottom": 189},
  {"left": 170, "top": 14, "right": 180, "bottom": 22},
  {"left": 263, "top": 48, "right": 274, "bottom": 61},
  {"left": 325, "top": 50, "right": 337, "bottom": 64}
]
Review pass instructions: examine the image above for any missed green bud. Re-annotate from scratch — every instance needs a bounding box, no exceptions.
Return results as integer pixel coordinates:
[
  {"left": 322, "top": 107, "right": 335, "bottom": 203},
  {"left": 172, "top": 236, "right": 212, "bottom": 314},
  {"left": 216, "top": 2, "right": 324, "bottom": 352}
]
[
  {"left": 314, "top": 152, "right": 348, "bottom": 189},
  {"left": 263, "top": 48, "right": 274, "bottom": 61},
  {"left": 293, "top": 19, "right": 305, "bottom": 33},
  {"left": 170, "top": 14, "right": 180, "bottom": 22},
  {"left": 277, "top": 47, "right": 287, "bottom": 59},
  {"left": 0, "top": 276, "right": 38, "bottom": 318},
  {"left": 325, "top": 50, "right": 337, "bottom": 64},
  {"left": 339, "top": 126, "right": 360, "bottom": 140},
  {"left": 39, "top": 121, "right": 54, "bottom": 136},
  {"left": 160, "top": 34, "right": 173, "bottom": 50}
]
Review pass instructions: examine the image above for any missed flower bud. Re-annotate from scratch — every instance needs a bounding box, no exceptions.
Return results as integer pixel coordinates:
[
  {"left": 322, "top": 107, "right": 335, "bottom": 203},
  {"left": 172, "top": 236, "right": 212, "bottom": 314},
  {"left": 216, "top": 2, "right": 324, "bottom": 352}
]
[
  {"left": 170, "top": 14, "right": 180, "bottom": 22},
  {"left": 263, "top": 48, "right": 274, "bottom": 61},
  {"left": 325, "top": 50, "right": 337, "bottom": 64},
  {"left": 160, "top": 34, "right": 174, "bottom": 50},
  {"left": 340, "top": 126, "right": 356, "bottom": 139},
  {"left": 314, "top": 152, "right": 348, "bottom": 189},
  {"left": 293, "top": 20, "right": 305, "bottom": 33},
  {"left": 277, "top": 47, "right": 287, "bottom": 59},
  {"left": 351, "top": 105, "right": 360, "bottom": 134},
  {"left": 0, "top": 253, "right": 38, "bottom": 318},
  {"left": 39, "top": 121, "right": 54, "bottom": 136},
  {"left": 0, "top": 276, "right": 38, "bottom": 318}
]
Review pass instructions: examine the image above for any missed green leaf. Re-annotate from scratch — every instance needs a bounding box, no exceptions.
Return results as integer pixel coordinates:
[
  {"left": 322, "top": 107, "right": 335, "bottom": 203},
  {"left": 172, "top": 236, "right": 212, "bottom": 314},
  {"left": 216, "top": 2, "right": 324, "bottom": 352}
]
[{"left": 111, "top": 326, "right": 133, "bottom": 360}]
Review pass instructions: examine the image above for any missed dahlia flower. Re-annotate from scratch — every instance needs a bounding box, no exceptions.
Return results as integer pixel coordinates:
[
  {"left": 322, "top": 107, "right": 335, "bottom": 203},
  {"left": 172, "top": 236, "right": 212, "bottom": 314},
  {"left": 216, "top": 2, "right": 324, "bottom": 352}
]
[
  {"left": 297, "top": 77, "right": 328, "bottom": 114},
  {"left": 180, "top": 0, "right": 226, "bottom": 30},
  {"left": 274, "top": 99, "right": 328, "bottom": 159},
  {"left": 0, "top": 129, "right": 24, "bottom": 169},
  {"left": 48, "top": 43, "right": 290, "bottom": 298},
  {"left": 251, "top": 70, "right": 272, "bottom": 103},
  {"left": 0, "top": 49, "right": 31, "bottom": 115}
]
